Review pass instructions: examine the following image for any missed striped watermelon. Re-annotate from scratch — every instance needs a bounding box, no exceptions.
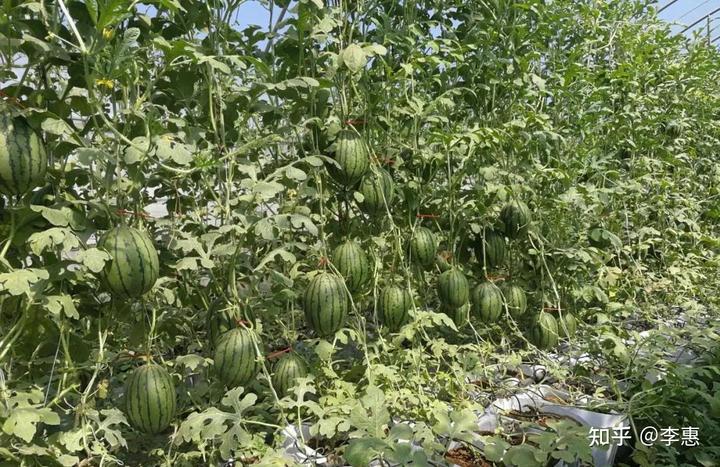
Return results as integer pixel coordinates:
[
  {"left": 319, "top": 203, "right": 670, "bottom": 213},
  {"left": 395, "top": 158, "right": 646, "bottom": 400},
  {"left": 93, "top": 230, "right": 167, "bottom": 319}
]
[
  {"left": 442, "top": 303, "right": 469, "bottom": 329},
  {"left": 500, "top": 283, "right": 527, "bottom": 318},
  {"left": 98, "top": 225, "right": 160, "bottom": 298},
  {"left": 207, "top": 300, "right": 239, "bottom": 348},
  {"left": 437, "top": 268, "right": 469, "bottom": 308},
  {"left": 475, "top": 229, "right": 506, "bottom": 270},
  {"left": 410, "top": 227, "right": 436, "bottom": 268},
  {"left": 378, "top": 285, "right": 411, "bottom": 331},
  {"left": 124, "top": 364, "right": 176, "bottom": 434},
  {"left": 0, "top": 113, "right": 47, "bottom": 196},
  {"left": 529, "top": 311, "right": 559, "bottom": 349},
  {"left": 272, "top": 353, "right": 308, "bottom": 398},
  {"left": 358, "top": 168, "right": 394, "bottom": 214},
  {"left": 327, "top": 130, "right": 369, "bottom": 186},
  {"left": 332, "top": 240, "right": 371, "bottom": 293},
  {"left": 558, "top": 312, "right": 578, "bottom": 338},
  {"left": 303, "top": 272, "right": 349, "bottom": 336},
  {"left": 500, "top": 200, "right": 532, "bottom": 239},
  {"left": 213, "top": 327, "right": 262, "bottom": 388},
  {"left": 471, "top": 282, "right": 503, "bottom": 322}
]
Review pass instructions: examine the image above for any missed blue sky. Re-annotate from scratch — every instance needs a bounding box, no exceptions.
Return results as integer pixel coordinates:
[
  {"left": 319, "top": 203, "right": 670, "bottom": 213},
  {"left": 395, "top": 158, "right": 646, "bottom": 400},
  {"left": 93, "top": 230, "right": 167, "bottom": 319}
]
[
  {"left": 236, "top": 1, "right": 276, "bottom": 28},
  {"left": 657, "top": 0, "right": 720, "bottom": 39},
  {"left": 236, "top": 1, "right": 720, "bottom": 40}
]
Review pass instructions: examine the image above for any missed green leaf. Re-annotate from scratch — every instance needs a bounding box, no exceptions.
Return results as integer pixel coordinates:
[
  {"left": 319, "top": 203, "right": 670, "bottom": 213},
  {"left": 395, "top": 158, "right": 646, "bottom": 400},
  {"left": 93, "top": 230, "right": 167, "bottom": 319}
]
[
  {"left": 285, "top": 166, "right": 307, "bottom": 181},
  {"left": 155, "top": 136, "right": 193, "bottom": 165},
  {"left": 314, "top": 339, "right": 334, "bottom": 361},
  {"left": 483, "top": 436, "right": 510, "bottom": 462},
  {"left": 41, "top": 118, "right": 73, "bottom": 136},
  {"left": 221, "top": 387, "right": 257, "bottom": 415},
  {"left": 98, "top": 0, "right": 132, "bottom": 29},
  {"left": 349, "top": 385, "right": 390, "bottom": 438},
  {"left": 2, "top": 406, "right": 60, "bottom": 443},
  {"left": 504, "top": 445, "right": 545, "bottom": 467},
  {"left": 0, "top": 269, "right": 49, "bottom": 296},
  {"left": 363, "top": 43, "right": 387, "bottom": 56},
  {"left": 340, "top": 44, "right": 367, "bottom": 73},
  {"left": 77, "top": 248, "right": 111, "bottom": 273},
  {"left": 124, "top": 137, "right": 150, "bottom": 164},
  {"left": 42, "top": 294, "right": 80, "bottom": 319},
  {"left": 253, "top": 181, "right": 285, "bottom": 201},
  {"left": 345, "top": 438, "right": 387, "bottom": 467},
  {"left": 85, "top": 0, "right": 99, "bottom": 23},
  {"left": 175, "top": 354, "right": 207, "bottom": 372},
  {"left": 27, "top": 228, "right": 80, "bottom": 255},
  {"left": 254, "top": 247, "right": 296, "bottom": 271}
]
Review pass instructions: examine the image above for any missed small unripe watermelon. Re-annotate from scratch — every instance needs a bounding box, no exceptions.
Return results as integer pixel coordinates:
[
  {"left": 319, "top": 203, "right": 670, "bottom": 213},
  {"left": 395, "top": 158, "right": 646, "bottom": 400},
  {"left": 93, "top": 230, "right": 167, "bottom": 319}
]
[
  {"left": 272, "top": 353, "right": 308, "bottom": 398},
  {"left": 332, "top": 240, "right": 371, "bottom": 293},
  {"left": 437, "top": 268, "right": 470, "bottom": 308},
  {"left": 471, "top": 282, "right": 503, "bottom": 322},
  {"left": 500, "top": 200, "right": 532, "bottom": 239},
  {"left": 303, "top": 272, "right": 349, "bottom": 336},
  {"left": 98, "top": 225, "right": 160, "bottom": 298},
  {"left": 213, "top": 327, "right": 262, "bottom": 388},
  {"left": 529, "top": 312, "right": 559, "bottom": 349},
  {"left": 207, "top": 300, "right": 240, "bottom": 348},
  {"left": 358, "top": 168, "right": 394, "bottom": 214},
  {"left": 124, "top": 364, "right": 176, "bottom": 434},
  {"left": 558, "top": 312, "right": 578, "bottom": 338},
  {"left": 327, "top": 130, "right": 369, "bottom": 187},
  {"left": 500, "top": 283, "right": 527, "bottom": 318},
  {"left": 475, "top": 229, "right": 506, "bottom": 270},
  {"left": 0, "top": 114, "right": 47, "bottom": 196},
  {"left": 410, "top": 227, "right": 436, "bottom": 268},
  {"left": 379, "top": 285, "right": 412, "bottom": 331}
]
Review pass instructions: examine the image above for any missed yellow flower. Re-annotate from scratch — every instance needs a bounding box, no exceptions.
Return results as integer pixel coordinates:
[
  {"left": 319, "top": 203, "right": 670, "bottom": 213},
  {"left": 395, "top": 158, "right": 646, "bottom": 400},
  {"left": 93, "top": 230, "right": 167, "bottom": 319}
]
[
  {"left": 95, "top": 78, "right": 114, "bottom": 89},
  {"left": 102, "top": 28, "right": 114, "bottom": 40},
  {"left": 97, "top": 379, "right": 109, "bottom": 399}
]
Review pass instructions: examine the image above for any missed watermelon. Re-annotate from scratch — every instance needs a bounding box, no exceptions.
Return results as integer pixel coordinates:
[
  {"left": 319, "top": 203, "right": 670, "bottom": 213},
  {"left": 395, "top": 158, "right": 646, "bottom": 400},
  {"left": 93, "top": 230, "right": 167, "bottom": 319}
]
[
  {"left": 500, "top": 200, "right": 532, "bottom": 239},
  {"left": 437, "top": 268, "right": 469, "bottom": 308},
  {"left": 471, "top": 282, "right": 503, "bottom": 322},
  {"left": 213, "top": 327, "right": 262, "bottom": 388},
  {"left": 303, "top": 272, "right": 349, "bottom": 336},
  {"left": 327, "top": 130, "right": 369, "bottom": 186},
  {"left": 442, "top": 303, "right": 469, "bottom": 329},
  {"left": 410, "top": 227, "right": 436, "bottom": 268},
  {"left": 272, "top": 353, "right": 308, "bottom": 398},
  {"left": 475, "top": 229, "right": 506, "bottom": 270},
  {"left": 378, "top": 285, "right": 412, "bottom": 331},
  {"left": 124, "top": 364, "right": 176, "bottom": 434},
  {"left": 332, "top": 240, "right": 371, "bottom": 293},
  {"left": 207, "top": 300, "right": 239, "bottom": 348},
  {"left": 0, "top": 113, "right": 47, "bottom": 196},
  {"left": 358, "top": 168, "right": 394, "bottom": 214},
  {"left": 558, "top": 312, "right": 578, "bottom": 338},
  {"left": 500, "top": 283, "right": 527, "bottom": 318},
  {"left": 529, "top": 311, "right": 559, "bottom": 349},
  {"left": 98, "top": 225, "right": 160, "bottom": 298}
]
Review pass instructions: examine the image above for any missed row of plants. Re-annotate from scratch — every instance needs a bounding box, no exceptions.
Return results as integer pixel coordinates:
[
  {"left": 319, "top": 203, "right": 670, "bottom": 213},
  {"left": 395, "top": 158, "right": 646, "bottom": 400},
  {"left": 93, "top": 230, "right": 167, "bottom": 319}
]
[{"left": 2, "top": 0, "right": 720, "bottom": 465}]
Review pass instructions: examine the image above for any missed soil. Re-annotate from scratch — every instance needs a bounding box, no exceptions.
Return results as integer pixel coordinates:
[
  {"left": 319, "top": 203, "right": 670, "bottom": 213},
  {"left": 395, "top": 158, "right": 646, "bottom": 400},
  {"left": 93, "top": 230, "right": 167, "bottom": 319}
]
[{"left": 445, "top": 446, "right": 491, "bottom": 467}]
